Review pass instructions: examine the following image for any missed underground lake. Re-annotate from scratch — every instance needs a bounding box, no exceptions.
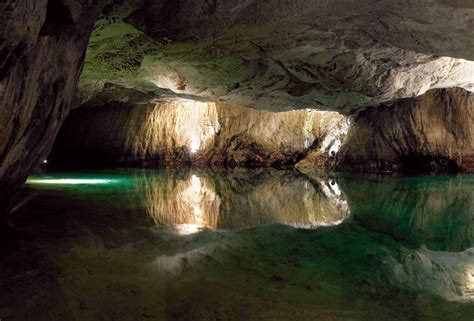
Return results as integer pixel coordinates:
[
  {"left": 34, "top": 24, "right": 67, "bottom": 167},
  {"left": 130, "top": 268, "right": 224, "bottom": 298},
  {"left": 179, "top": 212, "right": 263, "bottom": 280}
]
[
  {"left": 2, "top": 1, "right": 474, "bottom": 320},
  {"left": 0, "top": 168, "right": 473, "bottom": 320}
]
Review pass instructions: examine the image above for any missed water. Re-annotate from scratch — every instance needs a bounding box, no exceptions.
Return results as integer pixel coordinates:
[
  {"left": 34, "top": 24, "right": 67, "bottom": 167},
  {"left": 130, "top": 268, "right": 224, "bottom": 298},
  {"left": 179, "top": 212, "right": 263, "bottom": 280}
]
[{"left": 1, "top": 168, "right": 474, "bottom": 321}]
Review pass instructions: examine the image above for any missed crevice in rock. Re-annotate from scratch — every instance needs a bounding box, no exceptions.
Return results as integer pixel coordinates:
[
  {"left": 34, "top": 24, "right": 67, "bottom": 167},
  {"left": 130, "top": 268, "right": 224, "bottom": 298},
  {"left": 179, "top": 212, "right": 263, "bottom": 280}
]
[{"left": 40, "top": 0, "right": 75, "bottom": 36}]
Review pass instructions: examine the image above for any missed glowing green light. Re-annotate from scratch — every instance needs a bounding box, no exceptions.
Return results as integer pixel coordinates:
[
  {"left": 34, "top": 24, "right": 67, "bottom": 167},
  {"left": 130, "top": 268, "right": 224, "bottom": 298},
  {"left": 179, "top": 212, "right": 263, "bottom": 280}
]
[{"left": 27, "top": 178, "right": 115, "bottom": 185}]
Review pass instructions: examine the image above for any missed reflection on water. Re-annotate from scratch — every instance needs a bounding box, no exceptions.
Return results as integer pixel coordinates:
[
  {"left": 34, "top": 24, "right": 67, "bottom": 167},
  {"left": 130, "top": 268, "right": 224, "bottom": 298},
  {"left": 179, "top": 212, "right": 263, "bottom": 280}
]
[
  {"left": 21, "top": 170, "right": 474, "bottom": 254},
  {"left": 0, "top": 170, "right": 472, "bottom": 320},
  {"left": 142, "top": 173, "right": 221, "bottom": 234},
  {"left": 336, "top": 175, "right": 474, "bottom": 252},
  {"left": 139, "top": 169, "right": 350, "bottom": 233}
]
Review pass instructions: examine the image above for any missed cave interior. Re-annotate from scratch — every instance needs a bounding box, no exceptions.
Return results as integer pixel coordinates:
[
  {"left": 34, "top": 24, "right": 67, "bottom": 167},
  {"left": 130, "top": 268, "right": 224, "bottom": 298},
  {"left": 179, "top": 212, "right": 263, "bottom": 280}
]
[{"left": 0, "top": 1, "right": 474, "bottom": 320}]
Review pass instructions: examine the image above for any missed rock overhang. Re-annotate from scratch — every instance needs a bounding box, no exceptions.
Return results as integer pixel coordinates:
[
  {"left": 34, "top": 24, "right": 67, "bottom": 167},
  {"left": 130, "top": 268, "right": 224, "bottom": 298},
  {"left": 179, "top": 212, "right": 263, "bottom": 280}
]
[{"left": 79, "top": 0, "right": 474, "bottom": 113}]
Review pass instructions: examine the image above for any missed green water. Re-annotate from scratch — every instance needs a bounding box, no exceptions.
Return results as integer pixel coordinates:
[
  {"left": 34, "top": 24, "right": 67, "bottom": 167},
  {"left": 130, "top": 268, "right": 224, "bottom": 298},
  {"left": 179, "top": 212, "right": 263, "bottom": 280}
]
[{"left": 1, "top": 169, "right": 473, "bottom": 320}]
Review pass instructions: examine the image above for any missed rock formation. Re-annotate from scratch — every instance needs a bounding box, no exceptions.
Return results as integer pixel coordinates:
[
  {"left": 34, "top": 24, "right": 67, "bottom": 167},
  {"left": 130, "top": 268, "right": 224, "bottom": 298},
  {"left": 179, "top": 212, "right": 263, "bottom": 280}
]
[
  {"left": 0, "top": 0, "right": 102, "bottom": 214},
  {"left": 337, "top": 88, "right": 474, "bottom": 173},
  {"left": 81, "top": 0, "right": 474, "bottom": 112},
  {"left": 52, "top": 87, "right": 474, "bottom": 174},
  {"left": 58, "top": 0, "right": 474, "bottom": 173},
  {"left": 51, "top": 100, "right": 349, "bottom": 168},
  {"left": 1, "top": 0, "right": 474, "bottom": 215}
]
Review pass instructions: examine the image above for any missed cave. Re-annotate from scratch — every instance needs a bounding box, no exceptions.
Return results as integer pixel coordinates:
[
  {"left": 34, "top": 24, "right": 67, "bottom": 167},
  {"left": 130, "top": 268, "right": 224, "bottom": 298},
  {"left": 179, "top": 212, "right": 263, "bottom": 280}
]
[{"left": 1, "top": 1, "right": 474, "bottom": 320}]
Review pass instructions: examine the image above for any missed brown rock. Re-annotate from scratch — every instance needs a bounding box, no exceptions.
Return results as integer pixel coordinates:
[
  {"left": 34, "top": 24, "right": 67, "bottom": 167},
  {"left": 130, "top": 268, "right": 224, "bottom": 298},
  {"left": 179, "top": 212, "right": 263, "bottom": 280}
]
[
  {"left": 0, "top": 0, "right": 102, "bottom": 210},
  {"left": 337, "top": 88, "right": 474, "bottom": 173},
  {"left": 51, "top": 101, "right": 348, "bottom": 168}
]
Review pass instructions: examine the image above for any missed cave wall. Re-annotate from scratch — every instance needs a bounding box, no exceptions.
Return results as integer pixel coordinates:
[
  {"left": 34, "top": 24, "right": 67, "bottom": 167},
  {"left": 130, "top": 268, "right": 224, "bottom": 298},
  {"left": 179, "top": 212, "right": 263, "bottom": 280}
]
[
  {"left": 52, "top": 88, "right": 474, "bottom": 174},
  {"left": 50, "top": 101, "right": 348, "bottom": 168},
  {"left": 337, "top": 88, "right": 474, "bottom": 173},
  {"left": 0, "top": 0, "right": 102, "bottom": 212},
  {"left": 0, "top": 0, "right": 473, "bottom": 215}
]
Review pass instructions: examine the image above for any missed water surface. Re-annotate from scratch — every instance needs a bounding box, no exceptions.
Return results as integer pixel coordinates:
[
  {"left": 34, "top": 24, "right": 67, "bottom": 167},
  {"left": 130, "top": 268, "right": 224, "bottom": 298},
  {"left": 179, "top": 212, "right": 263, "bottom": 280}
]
[{"left": 1, "top": 169, "right": 473, "bottom": 321}]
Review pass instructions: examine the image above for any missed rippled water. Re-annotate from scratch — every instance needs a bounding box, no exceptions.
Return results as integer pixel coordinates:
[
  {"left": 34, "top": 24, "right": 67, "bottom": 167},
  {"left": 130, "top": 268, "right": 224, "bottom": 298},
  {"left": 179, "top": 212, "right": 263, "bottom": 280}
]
[{"left": 1, "top": 169, "right": 474, "bottom": 321}]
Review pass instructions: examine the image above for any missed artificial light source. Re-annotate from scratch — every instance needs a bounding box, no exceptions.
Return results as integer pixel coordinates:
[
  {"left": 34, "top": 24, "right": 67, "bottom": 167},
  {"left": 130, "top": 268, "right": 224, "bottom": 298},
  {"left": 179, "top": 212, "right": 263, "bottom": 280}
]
[
  {"left": 189, "top": 138, "right": 200, "bottom": 153},
  {"left": 174, "top": 224, "right": 203, "bottom": 235},
  {"left": 27, "top": 178, "right": 114, "bottom": 185}
]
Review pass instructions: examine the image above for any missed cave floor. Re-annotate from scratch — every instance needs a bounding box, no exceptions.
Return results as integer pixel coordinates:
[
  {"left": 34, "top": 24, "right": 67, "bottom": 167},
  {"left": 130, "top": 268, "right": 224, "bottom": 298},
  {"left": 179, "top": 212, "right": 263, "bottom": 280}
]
[{"left": 0, "top": 168, "right": 473, "bottom": 321}]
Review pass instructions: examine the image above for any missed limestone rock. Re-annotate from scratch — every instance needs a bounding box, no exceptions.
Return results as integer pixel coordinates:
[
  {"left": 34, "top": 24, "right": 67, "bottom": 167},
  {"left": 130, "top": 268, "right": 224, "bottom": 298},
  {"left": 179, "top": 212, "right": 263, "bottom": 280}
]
[
  {"left": 129, "top": 0, "right": 474, "bottom": 61},
  {"left": 337, "top": 88, "right": 474, "bottom": 173},
  {"left": 50, "top": 101, "right": 348, "bottom": 168},
  {"left": 52, "top": 87, "right": 474, "bottom": 174},
  {"left": 80, "top": 0, "right": 474, "bottom": 112}
]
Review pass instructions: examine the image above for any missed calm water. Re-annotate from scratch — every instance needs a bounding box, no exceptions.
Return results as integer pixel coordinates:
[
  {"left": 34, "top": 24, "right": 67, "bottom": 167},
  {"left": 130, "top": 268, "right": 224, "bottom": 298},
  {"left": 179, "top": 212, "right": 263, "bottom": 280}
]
[{"left": 1, "top": 168, "right": 474, "bottom": 320}]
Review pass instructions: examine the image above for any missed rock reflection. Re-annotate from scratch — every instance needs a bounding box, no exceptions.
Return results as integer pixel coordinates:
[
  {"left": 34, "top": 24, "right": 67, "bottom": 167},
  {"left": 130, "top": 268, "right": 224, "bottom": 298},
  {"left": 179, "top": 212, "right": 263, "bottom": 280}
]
[
  {"left": 6, "top": 170, "right": 474, "bottom": 320},
  {"left": 138, "top": 169, "right": 351, "bottom": 232},
  {"left": 141, "top": 172, "right": 221, "bottom": 234},
  {"left": 306, "top": 178, "right": 350, "bottom": 228},
  {"left": 339, "top": 175, "right": 474, "bottom": 251}
]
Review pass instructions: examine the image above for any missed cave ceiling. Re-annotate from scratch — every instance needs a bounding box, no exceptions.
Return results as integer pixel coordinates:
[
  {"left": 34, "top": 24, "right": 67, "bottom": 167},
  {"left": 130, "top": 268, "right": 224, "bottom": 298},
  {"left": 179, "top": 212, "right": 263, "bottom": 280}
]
[{"left": 79, "top": 0, "right": 474, "bottom": 113}]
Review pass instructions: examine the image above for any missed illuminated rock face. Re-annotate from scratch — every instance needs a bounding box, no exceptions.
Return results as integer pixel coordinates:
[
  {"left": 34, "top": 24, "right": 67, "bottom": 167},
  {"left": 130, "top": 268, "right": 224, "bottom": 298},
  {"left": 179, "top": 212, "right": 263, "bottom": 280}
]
[
  {"left": 337, "top": 88, "right": 474, "bottom": 173},
  {"left": 0, "top": 0, "right": 473, "bottom": 213},
  {"left": 51, "top": 101, "right": 348, "bottom": 168},
  {"left": 51, "top": 100, "right": 221, "bottom": 166},
  {"left": 0, "top": 1, "right": 101, "bottom": 209},
  {"left": 53, "top": 87, "right": 474, "bottom": 173}
]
